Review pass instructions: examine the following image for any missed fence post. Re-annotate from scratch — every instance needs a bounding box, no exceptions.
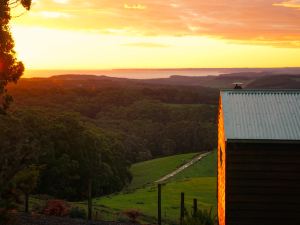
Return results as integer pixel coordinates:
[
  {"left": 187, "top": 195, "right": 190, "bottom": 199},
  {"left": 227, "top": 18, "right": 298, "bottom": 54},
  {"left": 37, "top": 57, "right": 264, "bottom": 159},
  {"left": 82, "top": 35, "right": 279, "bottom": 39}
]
[
  {"left": 25, "top": 193, "right": 29, "bottom": 213},
  {"left": 193, "top": 199, "right": 198, "bottom": 216},
  {"left": 180, "top": 192, "right": 184, "bottom": 225},
  {"left": 88, "top": 178, "right": 92, "bottom": 220},
  {"left": 158, "top": 183, "right": 162, "bottom": 225}
]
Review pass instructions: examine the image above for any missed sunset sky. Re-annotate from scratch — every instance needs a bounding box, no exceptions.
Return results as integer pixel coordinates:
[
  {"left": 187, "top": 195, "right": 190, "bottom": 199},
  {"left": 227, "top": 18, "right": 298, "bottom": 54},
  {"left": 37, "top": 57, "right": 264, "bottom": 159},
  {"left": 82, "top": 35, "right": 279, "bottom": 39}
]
[{"left": 10, "top": 0, "right": 300, "bottom": 75}]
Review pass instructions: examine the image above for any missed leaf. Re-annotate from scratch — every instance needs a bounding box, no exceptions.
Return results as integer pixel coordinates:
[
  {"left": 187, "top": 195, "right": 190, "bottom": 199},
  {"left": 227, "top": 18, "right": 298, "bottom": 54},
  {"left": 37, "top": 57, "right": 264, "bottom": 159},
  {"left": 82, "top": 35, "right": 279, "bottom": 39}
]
[{"left": 21, "top": 0, "right": 32, "bottom": 10}]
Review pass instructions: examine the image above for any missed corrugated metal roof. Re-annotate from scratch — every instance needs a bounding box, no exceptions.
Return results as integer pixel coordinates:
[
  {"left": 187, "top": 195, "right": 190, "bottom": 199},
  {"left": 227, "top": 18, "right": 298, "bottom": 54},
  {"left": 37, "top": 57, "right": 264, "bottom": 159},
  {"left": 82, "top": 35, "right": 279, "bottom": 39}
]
[{"left": 220, "top": 89, "right": 300, "bottom": 141}]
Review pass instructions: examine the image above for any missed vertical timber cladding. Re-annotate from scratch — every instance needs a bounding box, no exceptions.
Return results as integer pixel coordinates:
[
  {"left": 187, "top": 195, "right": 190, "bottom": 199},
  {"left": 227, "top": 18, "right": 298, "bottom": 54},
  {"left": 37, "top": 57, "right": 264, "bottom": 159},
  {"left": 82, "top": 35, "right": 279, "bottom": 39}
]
[
  {"left": 217, "top": 97, "right": 226, "bottom": 225},
  {"left": 226, "top": 142, "right": 300, "bottom": 225}
]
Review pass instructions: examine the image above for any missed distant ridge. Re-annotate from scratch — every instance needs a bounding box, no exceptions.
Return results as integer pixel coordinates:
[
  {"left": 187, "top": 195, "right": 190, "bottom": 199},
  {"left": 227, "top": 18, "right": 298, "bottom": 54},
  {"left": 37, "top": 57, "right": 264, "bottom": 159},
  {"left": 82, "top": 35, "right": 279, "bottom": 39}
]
[
  {"left": 24, "top": 67, "right": 300, "bottom": 79},
  {"left": 50, "top": 74, "right": 107, "bottom": 80}
]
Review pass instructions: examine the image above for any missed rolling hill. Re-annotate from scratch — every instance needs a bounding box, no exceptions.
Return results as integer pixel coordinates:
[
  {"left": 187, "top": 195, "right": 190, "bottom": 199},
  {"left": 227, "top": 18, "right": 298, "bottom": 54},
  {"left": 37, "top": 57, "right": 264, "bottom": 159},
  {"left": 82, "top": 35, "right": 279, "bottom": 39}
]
[{"left": 91, "top": 151, "right": 217, "bottom": 224}]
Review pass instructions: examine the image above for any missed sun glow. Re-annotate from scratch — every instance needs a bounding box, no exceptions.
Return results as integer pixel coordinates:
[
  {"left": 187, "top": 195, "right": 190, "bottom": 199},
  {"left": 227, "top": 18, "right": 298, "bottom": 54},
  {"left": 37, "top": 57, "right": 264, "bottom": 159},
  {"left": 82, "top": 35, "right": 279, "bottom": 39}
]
[{"left": 9, "top": 0, "right": 300, "bottom": 76}]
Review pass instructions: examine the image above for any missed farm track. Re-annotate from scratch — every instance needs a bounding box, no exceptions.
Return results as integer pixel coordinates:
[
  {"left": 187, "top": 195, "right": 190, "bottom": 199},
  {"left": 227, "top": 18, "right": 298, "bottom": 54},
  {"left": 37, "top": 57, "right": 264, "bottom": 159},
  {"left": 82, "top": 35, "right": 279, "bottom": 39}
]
[{"left": 155, "top": 151, "right": 211, "bottom": 183}]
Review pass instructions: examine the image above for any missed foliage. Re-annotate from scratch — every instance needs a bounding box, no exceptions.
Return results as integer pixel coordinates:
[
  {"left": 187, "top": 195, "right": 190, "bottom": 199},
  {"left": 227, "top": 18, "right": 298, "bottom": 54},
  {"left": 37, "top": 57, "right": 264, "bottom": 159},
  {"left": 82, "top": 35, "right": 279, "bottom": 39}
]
[
  {"left": 13, "top": 165, "right": 40, "bottom": 195},
  {"left": 116, "top": 213, "right": 131, "bottom": 223},
  {"left": 0, "top": 0, "right": 31, "bottom": 113},
  {"left": 3, "top": 110, "right": 132, "bottom": 201},
  {"left": 122, "top": 209, "right": 142, "bottom": 223},
  {"left": 9, "top": 80, "right": 218, "bottom": 161},
  {"left": 0, "top": 209, "right": 18, "bottom": 225},
  {"left": 183, "top": 208, "right": 216, "bottom": 225},
  {"left": 96, "top": 100, "right": 217, "bottom": 160},
  {"left": 43, "top": 200, "right": 70, "bottom": 217},
  {"left": 0, "top": 114, "right": 40, "bottom": 212},
  {"left": 69, "top": 207, "right": 87, "bottom": 219},
  {"left": 2, "top": 78, "right": 218, "bottom": 205}
]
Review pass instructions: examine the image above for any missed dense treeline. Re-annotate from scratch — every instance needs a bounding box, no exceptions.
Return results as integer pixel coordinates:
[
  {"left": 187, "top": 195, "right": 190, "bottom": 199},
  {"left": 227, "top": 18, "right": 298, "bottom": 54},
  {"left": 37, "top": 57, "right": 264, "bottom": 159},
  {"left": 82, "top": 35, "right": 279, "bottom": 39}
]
[
  {"left": 9, "top": 79, "right": 218, "bottom": 115},
  {"left": 0, "top": 110, "right": 131, "bottom": 201},
  {"left": 9, "top": 80, "right": 218, "bottom": 159},
  {"left": 96, "top": 100, "right": 217, "bottom": 161},
  {"left": 2, "top": 78, "right": 218, "bottom": 202}
]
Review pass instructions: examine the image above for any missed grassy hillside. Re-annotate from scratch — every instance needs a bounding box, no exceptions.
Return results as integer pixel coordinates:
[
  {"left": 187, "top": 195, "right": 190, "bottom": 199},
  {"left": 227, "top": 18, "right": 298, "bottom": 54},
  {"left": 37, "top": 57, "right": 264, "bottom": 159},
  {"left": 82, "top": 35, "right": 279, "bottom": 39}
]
[
  {"left": 92, "top": 152, "right": 217, "bottom": 224},
  {"left": 171, "top": 151, "right": 217, "bottom": 181},
  {"left": 129, "top": 153, "right": 197, "bottom": 190},
  {"left": 94, "top": 177, "right": 216, "bottom": 223}
]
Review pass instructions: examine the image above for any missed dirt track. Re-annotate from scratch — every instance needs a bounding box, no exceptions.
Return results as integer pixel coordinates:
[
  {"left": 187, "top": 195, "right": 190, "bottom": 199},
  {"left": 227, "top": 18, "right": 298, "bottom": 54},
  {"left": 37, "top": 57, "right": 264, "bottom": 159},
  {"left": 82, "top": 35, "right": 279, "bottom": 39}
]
[{"left": 155, "top": 151, "right": 211, "bottom": 183}]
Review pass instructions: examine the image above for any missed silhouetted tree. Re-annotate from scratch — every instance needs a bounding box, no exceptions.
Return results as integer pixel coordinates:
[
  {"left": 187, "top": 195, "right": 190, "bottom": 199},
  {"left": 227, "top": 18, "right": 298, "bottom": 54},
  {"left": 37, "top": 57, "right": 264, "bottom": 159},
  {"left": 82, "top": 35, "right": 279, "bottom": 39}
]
[
  {"left": 13, "top": 165, "right": 40, "bottom": 213},
  {"left": 0, "top": 0, "right": 31, "bottom": 113}
]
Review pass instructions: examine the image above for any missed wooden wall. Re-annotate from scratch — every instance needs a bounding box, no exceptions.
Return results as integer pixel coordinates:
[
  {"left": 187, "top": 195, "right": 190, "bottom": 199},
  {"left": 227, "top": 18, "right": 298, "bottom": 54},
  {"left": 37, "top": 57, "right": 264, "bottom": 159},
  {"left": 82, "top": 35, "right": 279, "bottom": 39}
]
[
  {"left": 226, "top": 142, "right": 300, "bottom": 225},
  {"left": 218, "top": 97, "right": 226, "bottom": 225}
]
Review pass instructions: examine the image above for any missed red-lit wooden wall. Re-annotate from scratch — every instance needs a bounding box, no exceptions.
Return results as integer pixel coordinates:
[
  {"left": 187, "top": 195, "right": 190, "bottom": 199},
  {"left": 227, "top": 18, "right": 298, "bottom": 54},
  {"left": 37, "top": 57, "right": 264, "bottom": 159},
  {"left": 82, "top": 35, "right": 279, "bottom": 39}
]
[{"left": 218, "top": 97, "right": 226, "bottom": 225}]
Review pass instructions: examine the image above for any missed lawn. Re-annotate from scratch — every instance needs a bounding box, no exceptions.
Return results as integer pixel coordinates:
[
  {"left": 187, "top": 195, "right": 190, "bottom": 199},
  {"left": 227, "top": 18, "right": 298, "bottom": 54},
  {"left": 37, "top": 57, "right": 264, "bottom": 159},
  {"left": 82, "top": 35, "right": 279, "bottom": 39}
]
[
  {"left": 94, "top": 177, "right": 216, "bottom": 224},
  {"left": 171, "top": 151, "right": 217, "bottom": 181},
  {"left": 28, "top": 152, "right": 217, "bottom": 224},
  {"left": 91, "top": 151, "right": 217, "bottom": 224},
  {"left": 128, "top": 153, "right": 198, "bottom": 190}
]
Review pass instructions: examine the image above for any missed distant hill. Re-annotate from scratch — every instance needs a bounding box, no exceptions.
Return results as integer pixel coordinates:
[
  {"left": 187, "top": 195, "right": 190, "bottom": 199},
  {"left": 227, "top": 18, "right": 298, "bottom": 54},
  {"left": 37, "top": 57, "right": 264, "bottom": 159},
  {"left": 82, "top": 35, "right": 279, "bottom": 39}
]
[
  {"left": 22, "top": 72, "right": 300, "bottom": 89},
  {"left": 246, "top": 75, "right": 300, "bottom": 89},
  {"left": 15, "top": 72, "right": 300, "bottom": 89}
]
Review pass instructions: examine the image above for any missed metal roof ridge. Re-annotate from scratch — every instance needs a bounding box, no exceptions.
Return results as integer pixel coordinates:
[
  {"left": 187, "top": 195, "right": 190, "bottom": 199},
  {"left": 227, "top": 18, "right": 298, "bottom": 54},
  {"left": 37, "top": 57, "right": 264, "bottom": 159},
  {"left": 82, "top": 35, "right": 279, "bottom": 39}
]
[{"left": 221, "top": 89, "right": 300, "bottom": 92}]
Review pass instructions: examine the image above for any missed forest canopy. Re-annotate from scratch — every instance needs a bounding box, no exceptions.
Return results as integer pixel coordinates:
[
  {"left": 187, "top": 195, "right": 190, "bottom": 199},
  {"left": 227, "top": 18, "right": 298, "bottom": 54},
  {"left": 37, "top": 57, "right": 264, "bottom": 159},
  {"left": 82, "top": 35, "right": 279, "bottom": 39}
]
[{"left": 2, "top": 78, "right": 218, "bottom": 202}]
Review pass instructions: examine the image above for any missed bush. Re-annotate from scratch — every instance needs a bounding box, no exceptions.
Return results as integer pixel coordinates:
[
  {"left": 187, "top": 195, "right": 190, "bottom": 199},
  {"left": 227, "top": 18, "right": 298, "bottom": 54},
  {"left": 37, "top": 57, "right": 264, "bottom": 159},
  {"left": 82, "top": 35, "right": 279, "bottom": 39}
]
[
  {"left": 183, "top": 208, "right": 216, "bottom": 225},
  {"left": 69, "top": 207, "right": 86, "bottom": 219},
  {"left": 0, "top": 209, "right": 18, "bottom": 225},
  {"left": 43, "top": 200, "right": 70, "bottom": 217},
  {"left": 122, "top": 209, "right": 141, "bottom": 223},
  {"left": 117, "top": 213, "right": 131, "bottom": 223}
]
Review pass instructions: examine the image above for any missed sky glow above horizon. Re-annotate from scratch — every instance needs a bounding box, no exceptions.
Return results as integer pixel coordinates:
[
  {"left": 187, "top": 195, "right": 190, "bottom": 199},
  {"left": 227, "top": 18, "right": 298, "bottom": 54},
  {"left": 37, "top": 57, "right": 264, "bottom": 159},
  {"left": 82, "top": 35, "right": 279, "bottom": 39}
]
[{"left": 10, "top": 0, "right": 300, "bottom": 76}]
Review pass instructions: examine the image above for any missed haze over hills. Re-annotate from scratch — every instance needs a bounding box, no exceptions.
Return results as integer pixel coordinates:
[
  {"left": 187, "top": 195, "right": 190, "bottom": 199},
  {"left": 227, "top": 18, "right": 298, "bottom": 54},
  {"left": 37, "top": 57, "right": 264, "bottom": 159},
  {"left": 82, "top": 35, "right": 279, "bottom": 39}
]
[
  {"left": 19, "top": 71, "right": 300, "bottom": 90},
  {"left": 25, "top": 67, "right": 300, "bottom": 79}
]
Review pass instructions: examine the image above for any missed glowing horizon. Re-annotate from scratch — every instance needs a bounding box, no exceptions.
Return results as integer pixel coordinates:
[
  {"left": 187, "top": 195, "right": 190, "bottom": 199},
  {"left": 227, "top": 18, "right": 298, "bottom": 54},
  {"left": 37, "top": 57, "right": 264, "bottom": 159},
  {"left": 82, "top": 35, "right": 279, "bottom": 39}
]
[{"left": 10, "top": 0, "right": 300, "bottom": 77}]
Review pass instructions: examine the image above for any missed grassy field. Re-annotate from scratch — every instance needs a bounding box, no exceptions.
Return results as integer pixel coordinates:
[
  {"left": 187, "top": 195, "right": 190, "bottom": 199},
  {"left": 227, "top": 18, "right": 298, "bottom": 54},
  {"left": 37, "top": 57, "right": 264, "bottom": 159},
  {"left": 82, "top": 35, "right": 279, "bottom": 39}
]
[
  {"left": 128, "top": 153, "right": 198, "bottom": 190},
  {"left": 92, "top": 151, "right": 217, "bottom": 224},
  {"left": 93, "top": 177, "right": 216, "bottom": 223},
  {"left": 171, "top": 151, "right": 217, "bottom": 181},
  {"left": 28, "top": 152, "right": 217, "bottom": 224}
]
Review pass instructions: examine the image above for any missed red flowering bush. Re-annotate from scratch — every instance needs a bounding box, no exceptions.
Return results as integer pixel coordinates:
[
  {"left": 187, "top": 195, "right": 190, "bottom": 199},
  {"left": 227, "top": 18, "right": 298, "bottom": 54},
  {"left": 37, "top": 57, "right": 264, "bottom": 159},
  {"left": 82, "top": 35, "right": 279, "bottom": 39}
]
[
  {"left": 123, "top": 209, "right": 141, "bottom": 223},
  {"left": 43, "top": 200, "right": 70, "bottom": 217}
]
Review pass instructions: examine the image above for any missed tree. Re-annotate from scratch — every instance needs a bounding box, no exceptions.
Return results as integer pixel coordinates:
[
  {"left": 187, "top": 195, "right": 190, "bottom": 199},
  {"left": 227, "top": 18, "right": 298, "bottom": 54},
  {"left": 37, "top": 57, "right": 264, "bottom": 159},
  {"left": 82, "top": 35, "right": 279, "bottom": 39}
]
[
  {"left": 0, "top": 0, "right": 31, "bottom": 113},
  {"left": 0, "top": 112, "right": 40, "bottom": 223},
  {"left": 13, "top": 165, "right": 40, "bottom": 213},
  {"left": 79, "top": 128, "right": 112, "bottom": 220}
]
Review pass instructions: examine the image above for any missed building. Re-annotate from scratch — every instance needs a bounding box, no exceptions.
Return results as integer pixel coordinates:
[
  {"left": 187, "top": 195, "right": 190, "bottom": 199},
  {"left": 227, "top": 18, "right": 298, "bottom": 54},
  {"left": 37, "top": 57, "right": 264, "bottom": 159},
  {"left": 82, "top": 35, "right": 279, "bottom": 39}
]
[{"left": 218, "top": 89, "right": 300, "bottom": 225}]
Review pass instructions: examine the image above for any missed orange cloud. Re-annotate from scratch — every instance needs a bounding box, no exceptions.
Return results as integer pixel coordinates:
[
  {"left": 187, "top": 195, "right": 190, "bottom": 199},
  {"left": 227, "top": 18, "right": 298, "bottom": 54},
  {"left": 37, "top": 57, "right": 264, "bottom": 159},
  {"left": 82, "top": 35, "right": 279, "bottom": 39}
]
[
  {"left": 12, "top": 0, "right": 300, "bottom": 47},
  {"left": 273, "top": 0, "right": 300, "bottom": 8},
  {"left": 121, "top": 42, "right": 170, "bottom": 48},
  {"left": 124, "top": 4, "right": 147, "bottom": 10}
]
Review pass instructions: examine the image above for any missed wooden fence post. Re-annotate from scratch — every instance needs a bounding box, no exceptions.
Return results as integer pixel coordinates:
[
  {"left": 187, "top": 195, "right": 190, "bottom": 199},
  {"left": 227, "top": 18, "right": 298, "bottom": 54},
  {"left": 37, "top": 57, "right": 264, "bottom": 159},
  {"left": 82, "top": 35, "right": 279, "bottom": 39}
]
[
  {"left": 88, "top": 178, "right": 92, "bottom": 220},
  {"left": 158, "top": 183, "right": 162, "bottom": 225},
  {"left": 25, "top": 193, "right": 29, "bottom": 213},
  {"left": 180, "top": 192, "right": 184, "bottom": 225},
  {"left": 193, "top": 199, "right": 198, "bottom": 216}
]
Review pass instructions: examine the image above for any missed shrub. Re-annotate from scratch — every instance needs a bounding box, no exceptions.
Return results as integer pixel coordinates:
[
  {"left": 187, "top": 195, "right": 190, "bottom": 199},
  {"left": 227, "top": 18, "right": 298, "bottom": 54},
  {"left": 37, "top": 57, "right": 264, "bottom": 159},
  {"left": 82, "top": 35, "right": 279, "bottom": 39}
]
[
  {"left": 0, "top": 209, "right": 18, "bottom": 225},
  {"left": 183, "top": 208, "right": 216, "bottom": 225},
  {"left": 43, "top": 200, "right": 70, "bottom": 217},
  {"left": 0, "top": 208, "right": 8, "bottom": 224},
  {"left": 31, "top": 199, "right": 46, "bottom": 214},
  {"left": 122, "top": 209, "right": 141, "bottom": 223},
  {"left": 117, "top": 213, "right": 131, "bottom": 223},
  {"left": 69, "top": 207, "right": 86, "bottom": 219}
]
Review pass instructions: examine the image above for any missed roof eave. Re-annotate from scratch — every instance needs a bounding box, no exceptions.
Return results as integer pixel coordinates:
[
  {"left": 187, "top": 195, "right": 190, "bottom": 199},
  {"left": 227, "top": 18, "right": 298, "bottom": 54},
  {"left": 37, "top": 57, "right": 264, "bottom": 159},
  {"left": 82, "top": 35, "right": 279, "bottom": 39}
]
[{"left": 227, "top": 139, "right": 300, "bottom": 144}]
